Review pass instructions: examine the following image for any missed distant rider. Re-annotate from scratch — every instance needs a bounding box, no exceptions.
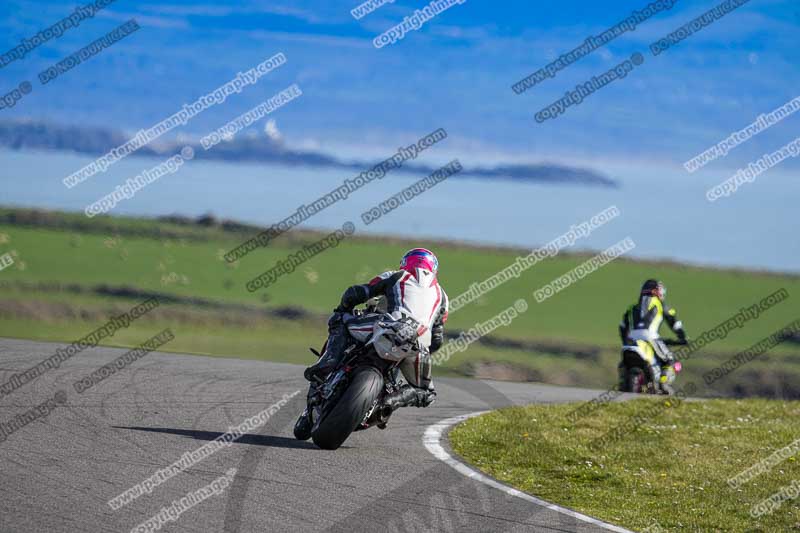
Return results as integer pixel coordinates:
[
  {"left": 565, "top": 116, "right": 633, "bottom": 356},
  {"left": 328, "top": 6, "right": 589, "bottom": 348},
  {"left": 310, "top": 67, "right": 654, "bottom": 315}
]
[
  {"left": 618, "top": 279, "right": 688, "bottom": 393},
  {"left": 295, "top": 248, "right": 448, "bottom": 434}
]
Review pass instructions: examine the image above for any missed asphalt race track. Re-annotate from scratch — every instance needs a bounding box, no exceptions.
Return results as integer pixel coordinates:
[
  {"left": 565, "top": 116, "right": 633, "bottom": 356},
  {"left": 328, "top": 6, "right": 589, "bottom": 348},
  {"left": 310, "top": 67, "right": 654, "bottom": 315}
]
[{"left": 0, "top": 338, "right": 629, "bottom": 532}]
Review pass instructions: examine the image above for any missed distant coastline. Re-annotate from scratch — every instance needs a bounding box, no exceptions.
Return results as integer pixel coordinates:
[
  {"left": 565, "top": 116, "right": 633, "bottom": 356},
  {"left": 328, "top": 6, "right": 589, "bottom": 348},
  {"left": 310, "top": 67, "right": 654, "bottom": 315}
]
[{"left": 0, "top": 118, "right": 617, "bottom": 188}]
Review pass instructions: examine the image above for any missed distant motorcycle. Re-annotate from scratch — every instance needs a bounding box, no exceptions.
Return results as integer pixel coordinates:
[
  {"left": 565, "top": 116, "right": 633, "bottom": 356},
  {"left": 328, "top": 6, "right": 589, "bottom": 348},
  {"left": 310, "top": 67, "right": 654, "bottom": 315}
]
[
  {"left": 620, "top": 338, "right": 684, "bottom": 395},
  {"left": 294, "top": 305, "right": 429, "bottom": 450}
]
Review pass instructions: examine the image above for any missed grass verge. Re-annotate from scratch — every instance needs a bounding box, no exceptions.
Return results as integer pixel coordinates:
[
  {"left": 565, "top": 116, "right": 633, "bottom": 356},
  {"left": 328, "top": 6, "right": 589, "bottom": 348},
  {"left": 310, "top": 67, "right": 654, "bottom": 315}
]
[{"left": 450, "top": 399, "right": 800, "bottom": 532}]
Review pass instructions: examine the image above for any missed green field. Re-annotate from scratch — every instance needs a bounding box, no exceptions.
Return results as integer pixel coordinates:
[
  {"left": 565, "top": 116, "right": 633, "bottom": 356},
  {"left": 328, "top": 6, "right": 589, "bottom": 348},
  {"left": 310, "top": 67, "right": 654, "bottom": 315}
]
[
  {"left": 450, "top": 399, "right": 800, "bottom": 532},
  {"left": 0, "top": 207, "right": 797, "bottom": 395}
]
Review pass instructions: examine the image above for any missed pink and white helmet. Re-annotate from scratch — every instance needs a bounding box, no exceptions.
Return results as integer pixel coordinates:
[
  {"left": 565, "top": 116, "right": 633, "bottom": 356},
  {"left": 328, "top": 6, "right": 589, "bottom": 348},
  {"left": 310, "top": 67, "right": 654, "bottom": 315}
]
[{"left": 400, "top": 248, "right": 439, "bottom": 276}]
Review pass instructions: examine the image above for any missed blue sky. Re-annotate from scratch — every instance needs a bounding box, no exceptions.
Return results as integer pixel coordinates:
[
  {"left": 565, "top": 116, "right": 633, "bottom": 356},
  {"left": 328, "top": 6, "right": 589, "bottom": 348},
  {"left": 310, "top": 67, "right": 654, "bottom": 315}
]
[{"left": 1, "top": 0, "right": 798, "bottom": 173}]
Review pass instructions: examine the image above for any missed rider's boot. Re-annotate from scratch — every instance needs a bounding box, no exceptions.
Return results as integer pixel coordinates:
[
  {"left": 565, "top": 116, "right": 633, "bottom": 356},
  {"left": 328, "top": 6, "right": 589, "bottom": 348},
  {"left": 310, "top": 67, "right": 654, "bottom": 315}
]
[
  {"left": 293, "top": 385, "right": 319, "bottom": 440},
  {"left": 293, "top": 406, "right": 313, "bottom": 440},
  {"left": 659, "top": 363, "right": 676, "bottom": 395},
  {"left": 304, "top": 320, "right": 349, "bottom": 382},
  {"left": 383, "top": 385, "right": 436, "bottom": 410},
  {"left": 648, "top": 363, "right": 664, "bottom": 394}
]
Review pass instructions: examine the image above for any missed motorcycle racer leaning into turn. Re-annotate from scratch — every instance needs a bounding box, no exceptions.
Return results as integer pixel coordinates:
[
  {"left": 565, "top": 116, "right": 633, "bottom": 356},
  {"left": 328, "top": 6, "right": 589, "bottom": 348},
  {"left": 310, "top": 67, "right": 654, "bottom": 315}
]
[
  {"left": 295, "top": 248, "right": 448, "bottom": 434},
  {"left": 618, "top": 279, "right": 688, "bottom": 394}
]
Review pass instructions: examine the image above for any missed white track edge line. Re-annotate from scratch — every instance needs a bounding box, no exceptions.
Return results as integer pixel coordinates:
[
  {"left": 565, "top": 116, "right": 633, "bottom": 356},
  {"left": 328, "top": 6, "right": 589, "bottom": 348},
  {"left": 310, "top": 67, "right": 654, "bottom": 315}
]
[{"left": 423, "top": 411, "right": 634, "bottom": 533}]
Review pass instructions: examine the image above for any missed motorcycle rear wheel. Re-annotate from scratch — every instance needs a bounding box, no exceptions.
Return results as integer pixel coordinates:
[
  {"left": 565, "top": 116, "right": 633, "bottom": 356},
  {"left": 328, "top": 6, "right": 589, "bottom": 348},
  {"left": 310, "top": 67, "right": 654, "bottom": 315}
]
[
  {"left": 311, "top": 366, "right": 384, "bottom": 450},
  {"left": 626, "top": 367, "right": 646, "bottom": 394}
]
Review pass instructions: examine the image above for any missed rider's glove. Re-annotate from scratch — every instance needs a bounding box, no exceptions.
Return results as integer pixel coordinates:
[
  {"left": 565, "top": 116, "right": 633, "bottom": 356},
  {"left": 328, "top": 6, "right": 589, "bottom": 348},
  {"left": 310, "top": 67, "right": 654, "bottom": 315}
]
[
  {"left": 328, "top": 311, "right": 345, "bottom": 329},
  {"left": 340, "top": 286, "right": 367, "bottom": 312}
]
